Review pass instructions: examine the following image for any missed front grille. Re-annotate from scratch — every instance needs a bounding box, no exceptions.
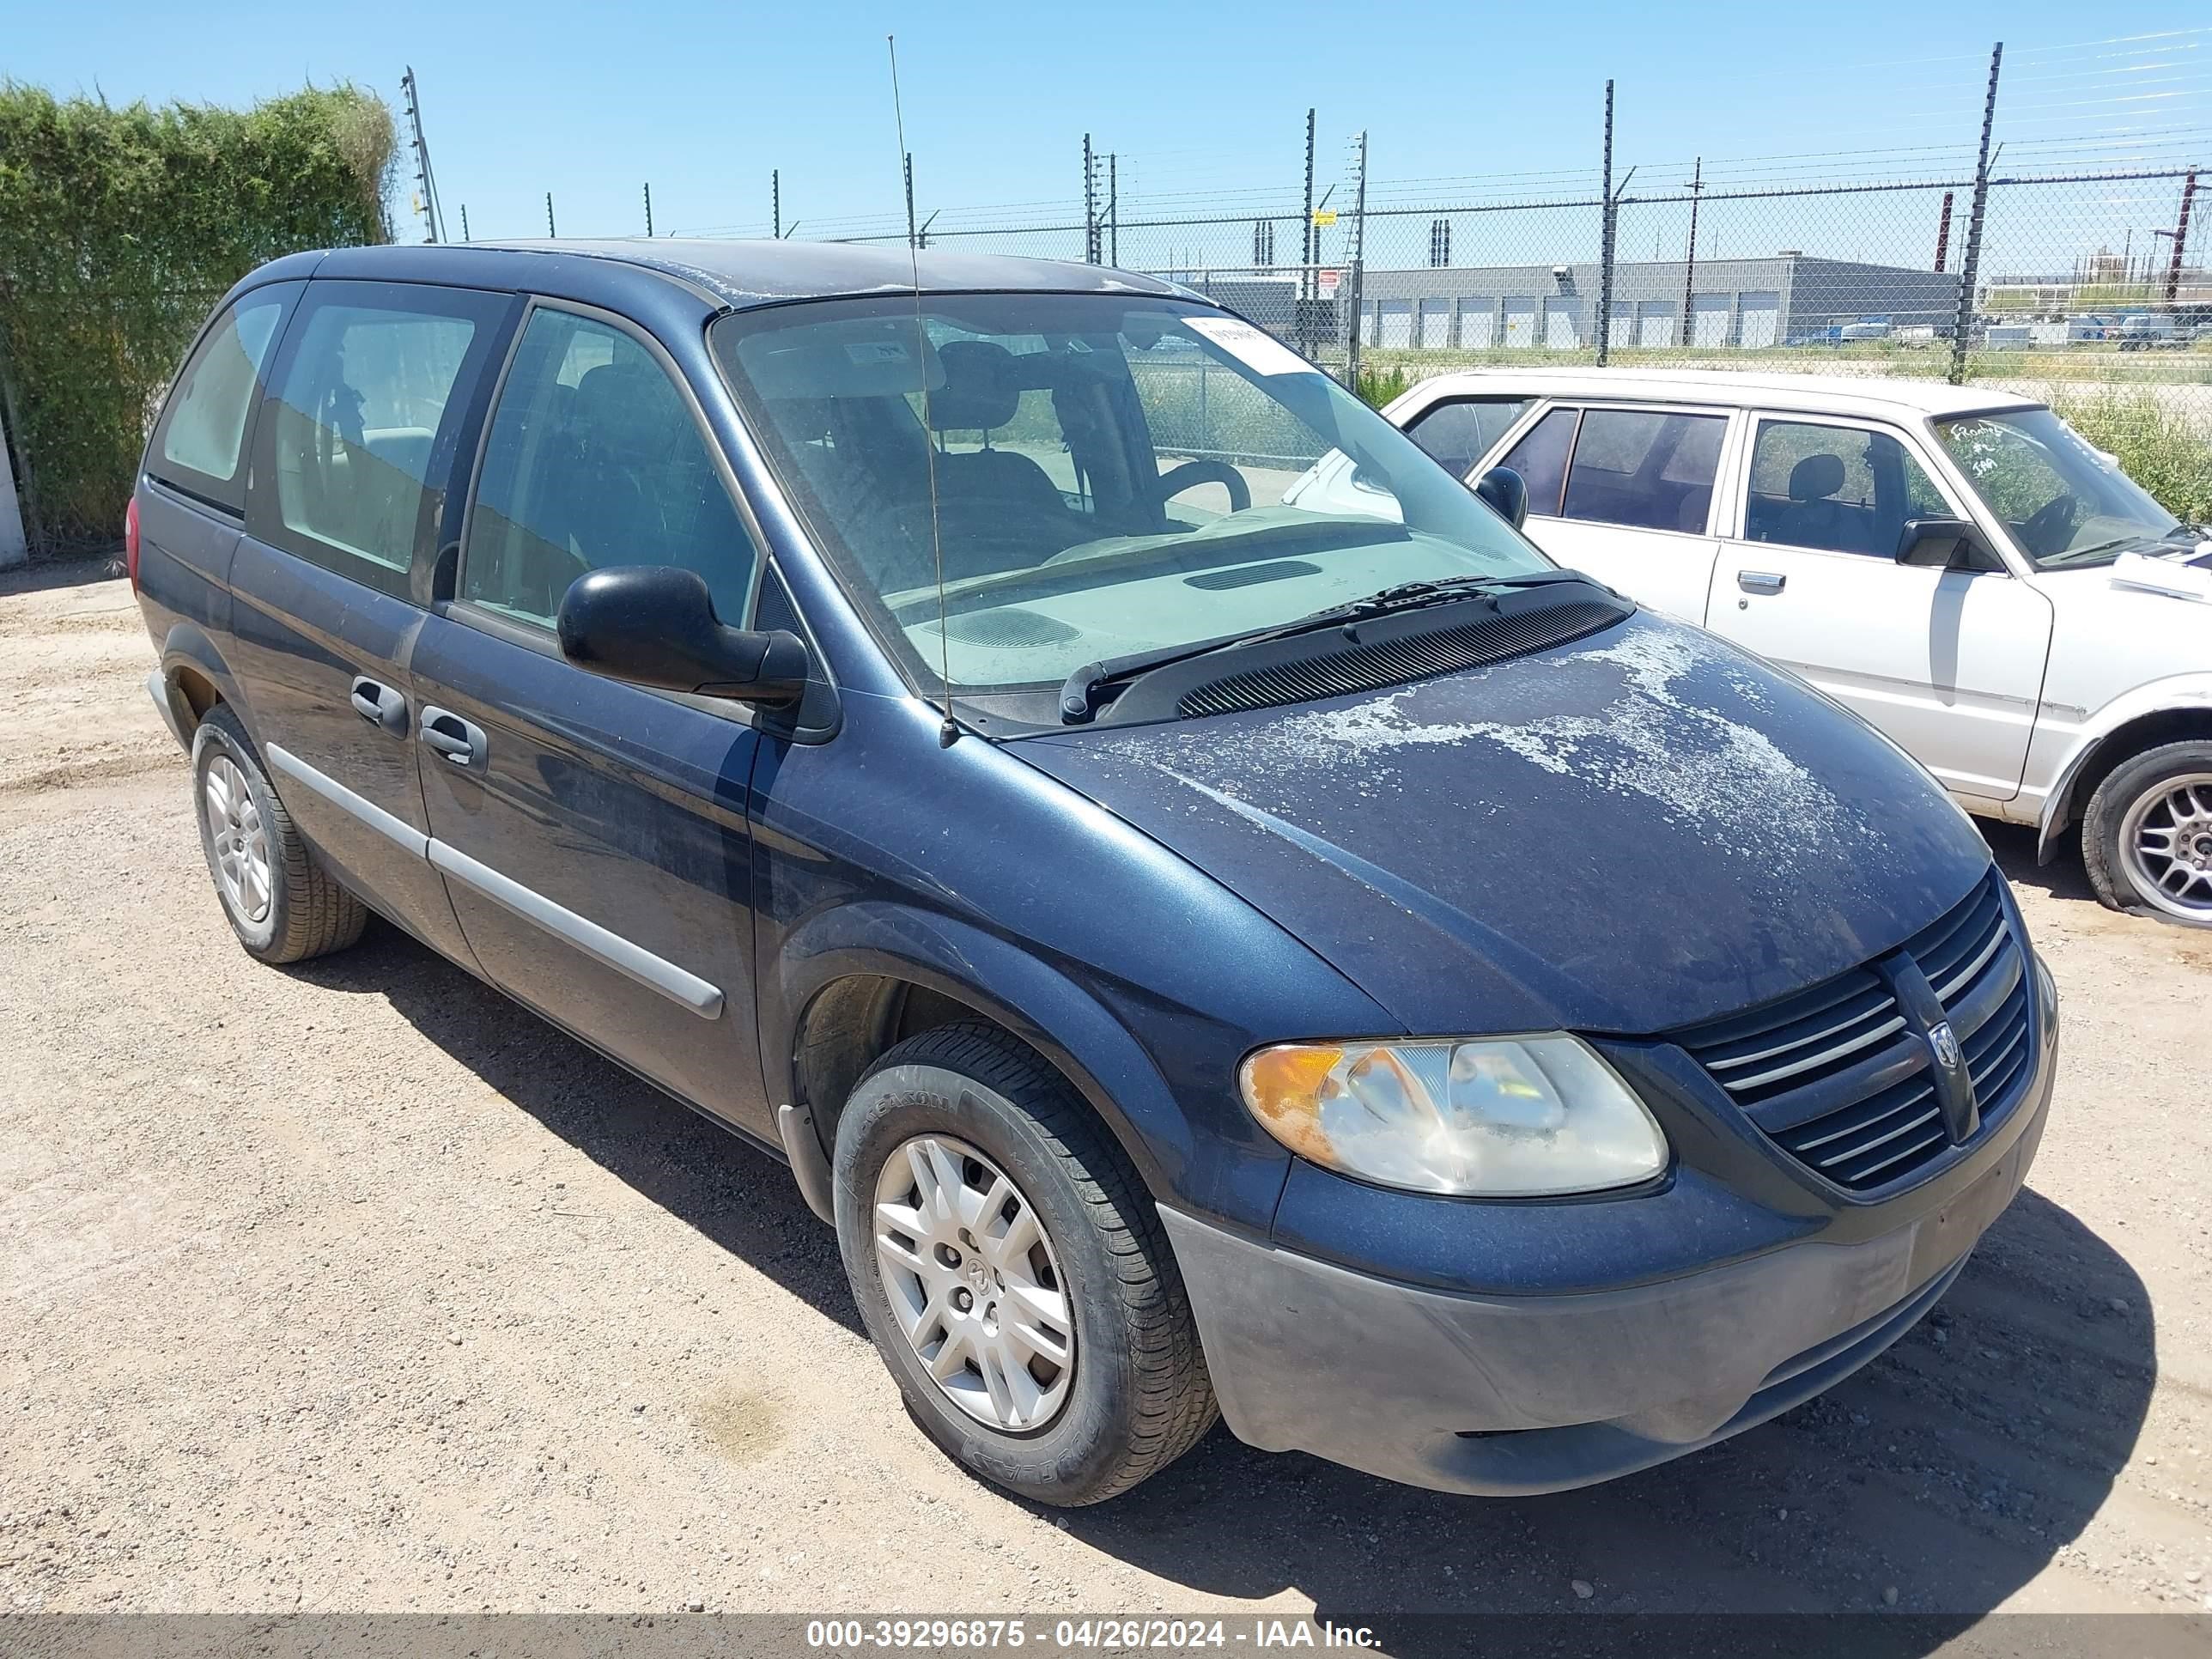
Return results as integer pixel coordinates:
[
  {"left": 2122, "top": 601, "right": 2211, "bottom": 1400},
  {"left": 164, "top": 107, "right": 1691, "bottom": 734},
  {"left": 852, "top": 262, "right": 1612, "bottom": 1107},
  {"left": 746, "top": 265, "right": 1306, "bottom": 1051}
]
[
  {"left": 1674, "top": 872, "right": 2034, "bottom": 1193},
  {"left": 1176, "top": 599, "right": 1626, "bottom": 720}
]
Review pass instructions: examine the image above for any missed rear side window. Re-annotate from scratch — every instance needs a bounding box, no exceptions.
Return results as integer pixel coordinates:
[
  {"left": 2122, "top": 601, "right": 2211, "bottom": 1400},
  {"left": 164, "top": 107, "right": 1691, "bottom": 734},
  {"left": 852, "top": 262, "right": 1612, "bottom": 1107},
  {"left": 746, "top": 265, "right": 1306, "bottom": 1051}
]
[
  {"left": 461, "top": 308, "right": 757, "bottom": 628},
  {"left": 150, "top": 289, "right": 295, "bottom": 509},
  {"left": 1498, "top": 406, "right": 1578, "bottom": 517},
  {"left": 1559, "top": 409, "right": 1726, "bottom": 533},
  {"left": 255, "top": 283, "right": 510, "bottom": 599},
  {"left": 1402, "top": 397, "right": 1533, "bottom": 479}
]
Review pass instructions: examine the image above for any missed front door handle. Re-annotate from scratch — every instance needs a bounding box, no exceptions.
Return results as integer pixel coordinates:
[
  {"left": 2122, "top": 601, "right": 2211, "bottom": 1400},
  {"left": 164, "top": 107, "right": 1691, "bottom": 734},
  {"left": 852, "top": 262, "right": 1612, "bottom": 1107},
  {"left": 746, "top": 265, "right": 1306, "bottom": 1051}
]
[
  {"left": 419, "top": 706, "right": 489, "bottom": 769},
  {"left": 1738, "top": 569, "right": 1787, "bottom": 594},
  {"left": 349, "top": 676, "right": 410, "bottom": 736}
]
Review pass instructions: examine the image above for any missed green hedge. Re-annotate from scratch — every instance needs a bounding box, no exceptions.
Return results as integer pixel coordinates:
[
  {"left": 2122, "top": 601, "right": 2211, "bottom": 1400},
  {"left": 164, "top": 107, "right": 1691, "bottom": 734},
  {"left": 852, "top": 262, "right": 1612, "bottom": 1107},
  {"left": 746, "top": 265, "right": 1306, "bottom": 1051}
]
[{"left": 0, "top": 84, "right": 394, "bottom": 552}]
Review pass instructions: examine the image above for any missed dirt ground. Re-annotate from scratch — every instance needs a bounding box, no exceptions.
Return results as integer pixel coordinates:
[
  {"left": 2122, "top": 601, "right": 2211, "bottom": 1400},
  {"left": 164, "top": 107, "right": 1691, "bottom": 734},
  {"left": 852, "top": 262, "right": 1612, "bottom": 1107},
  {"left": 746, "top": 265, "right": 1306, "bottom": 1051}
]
[{"left": 3, "top": 556, "right": 2208, "bottom": 1626}]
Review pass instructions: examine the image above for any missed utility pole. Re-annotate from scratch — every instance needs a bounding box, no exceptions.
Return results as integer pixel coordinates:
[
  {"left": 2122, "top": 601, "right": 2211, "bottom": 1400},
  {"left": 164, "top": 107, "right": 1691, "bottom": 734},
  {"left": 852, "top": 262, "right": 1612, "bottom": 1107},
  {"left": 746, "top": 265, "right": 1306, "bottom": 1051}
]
[
  {"left": 1681, "top": 156, "right": 1703, "bottom": 349},
  {"left": 643, "top": 182, "right": 654, "bottom": 238},
  {"left": 1596, "top": 80, "right": 1616, "bottom": 367},
  {"left": 904, "top": 153, "right": 916, "bottom": 250},
  {"left": 1082, "top": 134, "right": 1097, "bottom": 264},
  {"left": 2164, "top": 170, "right": 2198, "bottom": 309},
  {"left": 399, "top": 66, "right": 446, "bottom": 243},
  {"left": 1935, "top": 191, "right": 1954, "bottom": 272},
  {"left": 1949, "top": 41, "right": 2003, "bottom": 385},
  {"left": 459, "top": 204, "right": 471, "bottom": 242},
  {"left": 1299, "top": 108, "right": 1317, "bottom": 360},
  {"left": 772, "top": 170, "right": 781, "bottom": 238},
  {"left": 545, "top": 192, "right": 556, "bottom": 239}
]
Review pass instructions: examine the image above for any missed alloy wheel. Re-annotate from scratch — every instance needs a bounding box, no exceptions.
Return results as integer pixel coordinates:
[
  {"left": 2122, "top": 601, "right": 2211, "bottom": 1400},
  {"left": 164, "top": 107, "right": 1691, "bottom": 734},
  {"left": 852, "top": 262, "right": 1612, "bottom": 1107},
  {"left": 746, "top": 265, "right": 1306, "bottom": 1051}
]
[
  {"left": 203, "top": 754, "right": 273, "bottom": 925},
  {"left": 2120, "top": 771, "right": 2212, "bottom": 922},
  {"left": 872, "top": 1133, "right": 1076, "bottom": 1432}
]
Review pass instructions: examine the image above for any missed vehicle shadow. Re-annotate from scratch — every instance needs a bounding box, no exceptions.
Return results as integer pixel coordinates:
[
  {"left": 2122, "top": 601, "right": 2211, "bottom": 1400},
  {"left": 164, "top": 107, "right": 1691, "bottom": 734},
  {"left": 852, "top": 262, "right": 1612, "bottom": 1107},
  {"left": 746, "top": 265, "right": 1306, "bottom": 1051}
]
[
  {"left": 1983, "top": 819, "right": 2100, "bottom": 908},
  {"left": 290, "top": 918, "right": 2151, "bottom": 1633},
  {"left": 0, "top": 550, "right": 124, "bottom": 599},
  {"left": 284, "top": 920, "right": 862, "bottom": 1337}
]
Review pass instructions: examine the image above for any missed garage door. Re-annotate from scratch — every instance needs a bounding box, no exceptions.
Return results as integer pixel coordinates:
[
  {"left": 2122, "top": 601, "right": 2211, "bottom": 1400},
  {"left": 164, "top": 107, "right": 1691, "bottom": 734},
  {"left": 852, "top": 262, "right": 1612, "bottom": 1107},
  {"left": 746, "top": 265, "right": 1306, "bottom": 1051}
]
[
  {"left": 1503, "top": 297, "right": 1537, "bottom": 348},
  {"left": 1459, "top": 303, "right": 1495, "bottom": 349},
  {"left": 1543, "top": 299, "right": 1580, "bottom": 349},
  {"left": 1419, "top": 301, "right": 1451, "bottom": 348},
  {"left": 1637, "top": 302, "right": 1675, "bottom": 346},
  {"left": 1739, "top": 292, "right": 1781, "bottom": 349},
  {"left": 1689, "top": 295, "right": 1732, "bottom": 348}
]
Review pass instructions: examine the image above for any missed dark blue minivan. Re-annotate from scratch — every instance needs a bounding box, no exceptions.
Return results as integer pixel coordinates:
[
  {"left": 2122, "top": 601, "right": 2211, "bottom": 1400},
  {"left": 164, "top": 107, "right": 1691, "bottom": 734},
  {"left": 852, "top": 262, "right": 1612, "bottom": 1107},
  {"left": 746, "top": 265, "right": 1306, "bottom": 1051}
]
[{"left": 133, "top": 240, "right": 2056, "bottom": 1506}]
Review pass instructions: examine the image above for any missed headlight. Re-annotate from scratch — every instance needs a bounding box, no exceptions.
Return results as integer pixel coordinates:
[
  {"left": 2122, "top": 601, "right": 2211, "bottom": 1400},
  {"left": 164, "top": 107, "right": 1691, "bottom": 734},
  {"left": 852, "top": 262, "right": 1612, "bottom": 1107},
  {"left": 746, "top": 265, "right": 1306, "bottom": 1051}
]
[{"left": 1238, "top": 1035, "right": 1668, "bottom": 1197}]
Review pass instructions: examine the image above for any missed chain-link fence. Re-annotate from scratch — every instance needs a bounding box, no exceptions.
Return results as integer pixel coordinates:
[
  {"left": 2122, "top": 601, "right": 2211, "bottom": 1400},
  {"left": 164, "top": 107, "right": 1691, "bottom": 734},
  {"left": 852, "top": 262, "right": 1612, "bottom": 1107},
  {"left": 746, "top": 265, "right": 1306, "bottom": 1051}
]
[{"left": 701, "top": 70, "right": 2207, "bottom": 444}]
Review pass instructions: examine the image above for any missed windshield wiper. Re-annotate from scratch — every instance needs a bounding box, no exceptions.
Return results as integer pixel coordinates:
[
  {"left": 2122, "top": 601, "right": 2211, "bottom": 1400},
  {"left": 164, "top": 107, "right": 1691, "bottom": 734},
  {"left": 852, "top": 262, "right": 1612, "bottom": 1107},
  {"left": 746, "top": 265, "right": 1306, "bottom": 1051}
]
[{"left": 1056, "top": 570, "right": 1579, "bottom": 724}]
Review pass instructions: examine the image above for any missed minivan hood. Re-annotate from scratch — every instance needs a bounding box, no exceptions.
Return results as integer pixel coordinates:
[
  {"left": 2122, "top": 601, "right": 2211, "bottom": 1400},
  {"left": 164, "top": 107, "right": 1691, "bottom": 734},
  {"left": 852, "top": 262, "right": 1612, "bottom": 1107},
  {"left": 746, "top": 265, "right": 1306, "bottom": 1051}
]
[{"left": 1017, "top": 615, "right": 1992, "bottom": 1036}]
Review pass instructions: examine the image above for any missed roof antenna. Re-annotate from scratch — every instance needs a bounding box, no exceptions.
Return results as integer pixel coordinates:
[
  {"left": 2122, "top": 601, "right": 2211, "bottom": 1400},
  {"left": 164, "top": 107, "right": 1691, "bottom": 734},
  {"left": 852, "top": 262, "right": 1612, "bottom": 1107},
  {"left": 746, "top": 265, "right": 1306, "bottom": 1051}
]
[{"left": 887, "top": 34, "right": 958, "bottom": 749}]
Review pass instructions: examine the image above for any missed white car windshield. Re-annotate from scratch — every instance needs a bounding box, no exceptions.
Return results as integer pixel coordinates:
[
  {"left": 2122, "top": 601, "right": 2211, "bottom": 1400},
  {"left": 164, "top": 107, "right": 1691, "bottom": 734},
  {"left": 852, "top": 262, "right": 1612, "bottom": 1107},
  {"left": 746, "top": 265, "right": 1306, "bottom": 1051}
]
[
  {"left": 1935, "top": 407, "right": 2185, "bottom": 569},
  {"left": 711, "top": 294, "right": 1550, "bottom": 712}
]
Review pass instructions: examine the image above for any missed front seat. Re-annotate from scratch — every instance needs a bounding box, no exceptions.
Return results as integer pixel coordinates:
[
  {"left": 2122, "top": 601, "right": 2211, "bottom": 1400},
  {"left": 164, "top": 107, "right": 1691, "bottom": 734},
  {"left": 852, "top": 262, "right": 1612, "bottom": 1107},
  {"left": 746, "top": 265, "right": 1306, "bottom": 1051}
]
[
  {"left": 1775, "top": 452, "right": 1849, "bottom": 549},
  {"left": 929, "top": 341, "right": 1073, "bottom": 577}
]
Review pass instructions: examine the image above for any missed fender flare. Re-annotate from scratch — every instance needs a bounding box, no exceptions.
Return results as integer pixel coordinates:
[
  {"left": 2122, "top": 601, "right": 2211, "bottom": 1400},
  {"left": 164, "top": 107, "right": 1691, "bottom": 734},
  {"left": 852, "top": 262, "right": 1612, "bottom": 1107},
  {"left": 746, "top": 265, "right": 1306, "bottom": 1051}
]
[
  {"left": 2038, "top": 673, "right": 2212, "bottom": 860},
  {"left": 156, "top": 620, "right": 249, "bottom": 733},
  {"left": 764, "top": 899, "right": 1198, "bottom": 1202}
]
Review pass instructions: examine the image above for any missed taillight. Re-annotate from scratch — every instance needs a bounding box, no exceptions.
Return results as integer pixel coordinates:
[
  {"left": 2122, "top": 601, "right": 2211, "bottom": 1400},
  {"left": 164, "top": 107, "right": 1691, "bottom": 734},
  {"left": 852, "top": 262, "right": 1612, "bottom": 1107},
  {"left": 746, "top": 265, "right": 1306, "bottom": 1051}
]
[{"left": 125, "top": 496, "right": 142, "bottom": 592}]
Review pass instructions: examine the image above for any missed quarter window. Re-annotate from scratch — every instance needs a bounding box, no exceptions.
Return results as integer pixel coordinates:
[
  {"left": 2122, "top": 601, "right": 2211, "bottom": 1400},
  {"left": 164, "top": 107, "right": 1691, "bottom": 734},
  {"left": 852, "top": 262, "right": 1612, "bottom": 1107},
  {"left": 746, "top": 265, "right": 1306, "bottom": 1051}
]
[
  {"left": 1559, "top": 409, "right": 1726, "bottom": 534},
  {"left": 153, "top": 291, "right": 291, "bottom": 507},
  {"left": 1745, "top": 420, "right": 1948, "bottom": 558},
  {"left": 462, "top": 309, "right": 757, "bottom": 628},
  {"left": 261, "top": 286, "right": 502, "bottom": 596},
  {"left": 1402, "top": 398, "right": 1533, "bottom": 479}
]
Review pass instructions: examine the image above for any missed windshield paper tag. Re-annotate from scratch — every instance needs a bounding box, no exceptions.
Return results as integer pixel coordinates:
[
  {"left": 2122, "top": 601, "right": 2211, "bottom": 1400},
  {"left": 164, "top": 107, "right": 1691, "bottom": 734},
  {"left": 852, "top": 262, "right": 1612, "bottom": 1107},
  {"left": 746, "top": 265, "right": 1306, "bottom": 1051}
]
[{"left": 1183, "top": 316, "right": 1321, "bottom": 377}]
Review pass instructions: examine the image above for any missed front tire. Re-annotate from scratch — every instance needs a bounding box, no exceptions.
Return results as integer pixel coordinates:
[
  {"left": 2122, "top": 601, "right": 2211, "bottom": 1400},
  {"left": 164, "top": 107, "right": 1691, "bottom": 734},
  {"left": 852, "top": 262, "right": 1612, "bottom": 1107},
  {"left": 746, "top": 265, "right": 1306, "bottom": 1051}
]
[
  {"left": 2081, "top": 739, "right": 2212, "bottom": 927},
  {"left": 191, "top": 705, "right": 369, "bottom": 963},
  {"left": 832, "top": 1022, "right": 1216, "bottom": 1505}
]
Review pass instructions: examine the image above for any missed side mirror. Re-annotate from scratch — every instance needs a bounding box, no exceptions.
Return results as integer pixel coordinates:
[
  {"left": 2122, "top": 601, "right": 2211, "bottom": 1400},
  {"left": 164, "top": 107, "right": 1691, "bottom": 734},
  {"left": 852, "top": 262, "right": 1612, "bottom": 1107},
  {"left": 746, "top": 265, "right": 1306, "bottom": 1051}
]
[
  {"left": 1474, "top": 465, "right": 1528, "bottom": 530},
  {"left": 556, "top": 566, "right": 809, "bottom": 707},
  {"left": 1895, "top": 517, "right": 1996, "bottom": 570}
]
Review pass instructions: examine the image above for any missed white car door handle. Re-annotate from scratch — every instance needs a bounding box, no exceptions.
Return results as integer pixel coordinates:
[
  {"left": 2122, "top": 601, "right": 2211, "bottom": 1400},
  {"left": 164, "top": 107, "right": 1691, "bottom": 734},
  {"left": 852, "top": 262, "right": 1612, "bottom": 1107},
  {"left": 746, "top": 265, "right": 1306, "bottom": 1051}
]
[{"left": 1738, "top": 570, "right": 1786, "bottom": 594}]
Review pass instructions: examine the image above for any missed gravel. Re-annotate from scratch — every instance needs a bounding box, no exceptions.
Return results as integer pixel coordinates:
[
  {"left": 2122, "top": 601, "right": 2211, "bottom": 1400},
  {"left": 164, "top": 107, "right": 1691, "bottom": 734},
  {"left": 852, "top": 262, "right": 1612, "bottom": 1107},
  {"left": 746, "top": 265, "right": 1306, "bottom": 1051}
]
[{"left": 3, "top": 557, "right": 2208, "bottom": 1617}]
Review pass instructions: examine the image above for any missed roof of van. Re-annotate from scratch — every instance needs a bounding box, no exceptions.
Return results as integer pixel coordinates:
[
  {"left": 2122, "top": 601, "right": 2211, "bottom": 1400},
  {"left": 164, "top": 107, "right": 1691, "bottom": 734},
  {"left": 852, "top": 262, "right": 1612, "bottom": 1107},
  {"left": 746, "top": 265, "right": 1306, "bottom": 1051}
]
[
  {"left": 396, "top": 238, "right": 1196, "bottom": 309},
  {"left": 1395, "top": 366, "right": 2044, "bottom": 420}
]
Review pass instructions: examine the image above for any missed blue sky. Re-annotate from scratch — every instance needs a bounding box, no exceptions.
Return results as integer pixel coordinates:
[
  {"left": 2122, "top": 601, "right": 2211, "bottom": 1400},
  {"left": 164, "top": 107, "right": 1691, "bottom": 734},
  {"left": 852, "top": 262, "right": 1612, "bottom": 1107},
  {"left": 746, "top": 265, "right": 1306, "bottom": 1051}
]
[{"left": 6, "top": 1, "right": 2208, "bottom": 271}]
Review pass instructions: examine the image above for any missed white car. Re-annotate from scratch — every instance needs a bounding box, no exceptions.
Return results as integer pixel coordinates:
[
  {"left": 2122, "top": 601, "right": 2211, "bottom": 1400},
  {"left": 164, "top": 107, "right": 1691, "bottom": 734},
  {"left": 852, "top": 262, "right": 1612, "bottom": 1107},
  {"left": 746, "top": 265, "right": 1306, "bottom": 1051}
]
[{"left": 1375, "top": 368, "right": 2212, "bottom": 926}]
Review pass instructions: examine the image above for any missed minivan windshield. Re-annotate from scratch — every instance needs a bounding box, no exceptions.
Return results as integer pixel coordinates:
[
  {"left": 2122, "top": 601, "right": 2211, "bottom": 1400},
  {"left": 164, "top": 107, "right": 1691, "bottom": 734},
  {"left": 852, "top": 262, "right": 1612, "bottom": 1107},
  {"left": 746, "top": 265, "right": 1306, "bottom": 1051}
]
[
  {"left": 1934, "top": 406, "right": 2185, "bottom": 569},
  {"left": 710, "top": 294, "right": 1551, "bottom": 715}
]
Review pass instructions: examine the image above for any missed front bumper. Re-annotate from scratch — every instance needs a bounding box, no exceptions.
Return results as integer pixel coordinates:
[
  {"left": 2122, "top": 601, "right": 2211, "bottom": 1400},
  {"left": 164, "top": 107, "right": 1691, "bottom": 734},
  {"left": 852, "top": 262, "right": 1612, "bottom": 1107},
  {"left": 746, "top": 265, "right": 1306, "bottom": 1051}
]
[{"left": 1162, "top": 1004, "right": 2052, "bottom": 1497}]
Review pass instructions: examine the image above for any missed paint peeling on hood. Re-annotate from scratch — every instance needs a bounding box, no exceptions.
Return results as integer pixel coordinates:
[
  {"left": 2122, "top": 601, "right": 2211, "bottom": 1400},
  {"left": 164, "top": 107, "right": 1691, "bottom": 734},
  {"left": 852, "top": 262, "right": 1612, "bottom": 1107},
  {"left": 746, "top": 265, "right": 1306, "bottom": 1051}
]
[{"left": 1018, "top": 614, "right": 1992, "bottom": 1036}]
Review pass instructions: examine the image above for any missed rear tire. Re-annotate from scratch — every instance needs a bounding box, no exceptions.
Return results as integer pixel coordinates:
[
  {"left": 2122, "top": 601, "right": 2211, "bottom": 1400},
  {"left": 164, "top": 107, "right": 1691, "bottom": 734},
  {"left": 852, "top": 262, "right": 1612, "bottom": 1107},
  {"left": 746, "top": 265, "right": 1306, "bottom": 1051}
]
[
  {"left": 832, "top": 1021, "right": 1216, "bottom": 1506},
  {"left": 191, "top": 705, "right": 369, "bottom": 963},
  {"left": 2081, "top": 739, "right": 2212, "bottom": 928}
]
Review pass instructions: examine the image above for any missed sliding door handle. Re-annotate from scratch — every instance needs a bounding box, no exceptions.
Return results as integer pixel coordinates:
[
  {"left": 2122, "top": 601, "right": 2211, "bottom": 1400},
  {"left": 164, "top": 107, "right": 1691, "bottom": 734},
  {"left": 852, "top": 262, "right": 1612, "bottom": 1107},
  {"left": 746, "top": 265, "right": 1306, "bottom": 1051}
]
[
  {"left": 349, "top": 676, "right": 409, "bottom": 736},
  {"left": 419, "top": 706, "right": 489, "bottom": 769}
]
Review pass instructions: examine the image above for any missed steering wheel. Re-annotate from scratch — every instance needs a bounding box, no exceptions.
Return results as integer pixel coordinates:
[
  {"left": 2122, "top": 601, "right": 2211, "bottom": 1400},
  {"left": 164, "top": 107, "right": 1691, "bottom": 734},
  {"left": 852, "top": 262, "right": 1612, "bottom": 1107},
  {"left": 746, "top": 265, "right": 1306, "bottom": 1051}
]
[
  {"left": 2020, "top": 493, "right": 2080, "bottom": 556},
  {"left": 1158, "top": 459, "right": 1252, "bottom": 514}
]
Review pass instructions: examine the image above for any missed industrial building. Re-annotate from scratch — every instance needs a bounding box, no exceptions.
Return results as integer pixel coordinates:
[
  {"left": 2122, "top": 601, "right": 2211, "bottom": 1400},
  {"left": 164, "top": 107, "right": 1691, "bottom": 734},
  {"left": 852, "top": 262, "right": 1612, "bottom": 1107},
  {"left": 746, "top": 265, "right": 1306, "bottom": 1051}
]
[{"left": 1183, "top": 255, "right": 1964, "bottom": 351}]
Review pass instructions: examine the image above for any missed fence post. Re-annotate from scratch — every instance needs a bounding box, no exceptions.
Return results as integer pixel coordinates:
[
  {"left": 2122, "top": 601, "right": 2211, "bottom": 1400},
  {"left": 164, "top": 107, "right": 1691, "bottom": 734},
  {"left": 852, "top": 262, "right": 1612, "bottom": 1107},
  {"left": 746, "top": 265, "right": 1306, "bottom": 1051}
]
[
  {"left": 1595, "top": 80, "right": 1615, "bottom": 368},
  {"left": 1948, "top": 41, "right": 2002, "bottom": 386},
  {"left": 1344, "top": 131, "right": 1368, "bottom": 392},
  {"left": 1300, "top": 109, "right": 1317, "bottom": 361}
]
